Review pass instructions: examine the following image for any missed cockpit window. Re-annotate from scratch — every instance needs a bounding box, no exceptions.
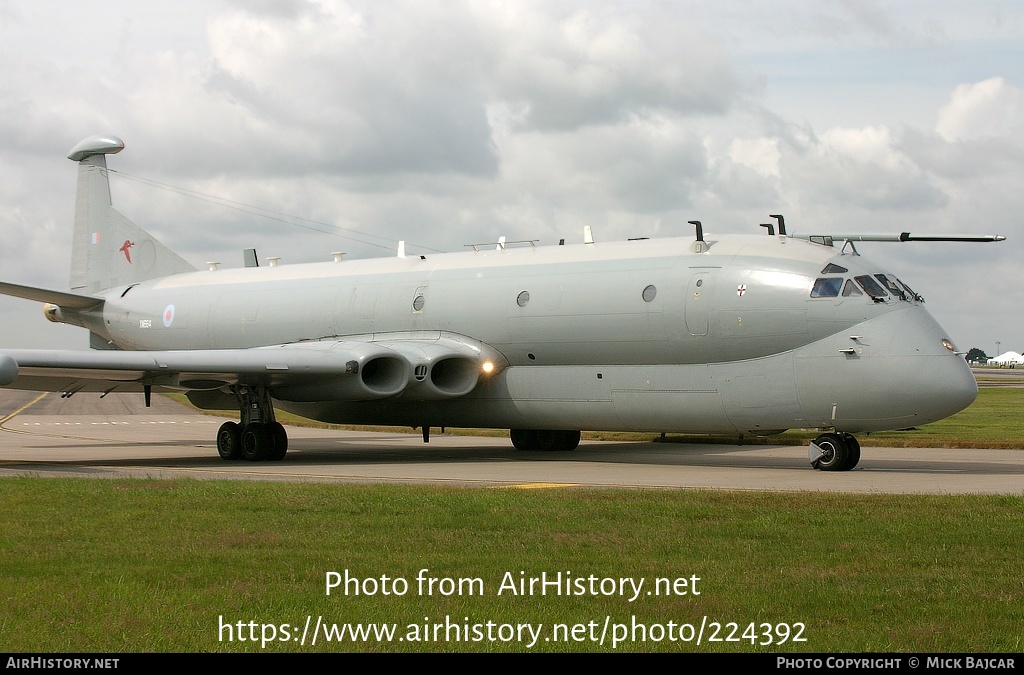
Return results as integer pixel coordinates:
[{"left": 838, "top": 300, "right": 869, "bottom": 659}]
[
  {"left": 855, "top": 275, "right": 888, "bottom": 299},
  {"left": 898, "top": 278, "right": 923, "bottom": 302},
  {"left": 874, "top": 274, "right": 907, "bottom": 300},
  {"left": 821, "top": 263, "right": 848, "bottom": 274},
  {"left": 810, "top": 277, "right": 843, "bottom": 297},
  {"left": 841, "top": 279, "right": 862, "bottom": 297}
]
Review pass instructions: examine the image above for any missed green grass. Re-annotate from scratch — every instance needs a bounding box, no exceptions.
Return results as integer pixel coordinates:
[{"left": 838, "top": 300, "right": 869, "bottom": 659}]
[
  {"left": 1, "top": 479, "right": 1021, "bottom": 652},
  {"left": 169, "top": 387, "right": 1024, "bottom": 449}
]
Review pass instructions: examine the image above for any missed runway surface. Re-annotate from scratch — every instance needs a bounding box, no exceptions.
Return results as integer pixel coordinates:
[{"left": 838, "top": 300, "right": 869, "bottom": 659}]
[{"left": 0, "top": 390, "right": 1021, "bottom": 494}]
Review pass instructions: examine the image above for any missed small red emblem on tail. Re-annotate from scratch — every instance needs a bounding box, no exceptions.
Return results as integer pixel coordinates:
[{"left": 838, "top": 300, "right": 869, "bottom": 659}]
[{"left": 119, "top": 240, "right": 135, "bottom": 263}]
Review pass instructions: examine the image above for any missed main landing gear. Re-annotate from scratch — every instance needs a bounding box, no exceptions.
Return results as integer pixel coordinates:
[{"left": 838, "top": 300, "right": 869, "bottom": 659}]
[
  {"left": 509, "top": 429, "right": 581, "bottom": 452},
  {"left": 216, "top": 385, "right": 288, "bottom": 462},
  {"left": 809, "top": 432, "right": 861, "bottom": 471}
]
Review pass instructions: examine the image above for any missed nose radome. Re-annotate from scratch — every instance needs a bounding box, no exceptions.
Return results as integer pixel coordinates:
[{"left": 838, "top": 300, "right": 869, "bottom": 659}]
[
  {"left": 874, "top": 307, "right": 977, "bottom": 424},
  {"left": 796, "top": 306, "right": 978, "bottom": 432}
]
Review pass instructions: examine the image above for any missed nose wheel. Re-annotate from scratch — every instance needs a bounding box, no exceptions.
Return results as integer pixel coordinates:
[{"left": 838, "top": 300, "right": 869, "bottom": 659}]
[{"left": 810, "top": 432, "right": 860, "bottom": 471}]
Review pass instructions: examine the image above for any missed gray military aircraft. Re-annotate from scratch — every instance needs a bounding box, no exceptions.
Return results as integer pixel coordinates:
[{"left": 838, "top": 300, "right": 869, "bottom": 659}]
[{"left": 0, "top": 135, "right": 1004, "bottom": 470}]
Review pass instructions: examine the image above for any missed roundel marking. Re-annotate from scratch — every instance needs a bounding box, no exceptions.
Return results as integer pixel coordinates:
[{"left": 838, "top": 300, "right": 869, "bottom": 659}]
[{"left": 162, "top": 304, "right": 176, "bottom": 327}]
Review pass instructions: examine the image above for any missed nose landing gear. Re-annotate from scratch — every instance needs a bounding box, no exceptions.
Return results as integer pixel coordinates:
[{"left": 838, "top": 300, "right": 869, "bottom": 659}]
[{"left": 809, "top": 432, "right": 861, "bottom": 471}]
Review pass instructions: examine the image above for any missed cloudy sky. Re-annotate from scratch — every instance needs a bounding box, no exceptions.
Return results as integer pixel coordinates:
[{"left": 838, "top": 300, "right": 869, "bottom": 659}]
[{"left": 1, "top": 0, "right": 1021, "bottom": 355}]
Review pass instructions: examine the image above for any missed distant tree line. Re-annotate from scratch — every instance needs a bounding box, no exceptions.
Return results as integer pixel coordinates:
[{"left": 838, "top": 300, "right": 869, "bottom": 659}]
[{"left": 965, "top": 348, "right": 988, "bottom": 363}]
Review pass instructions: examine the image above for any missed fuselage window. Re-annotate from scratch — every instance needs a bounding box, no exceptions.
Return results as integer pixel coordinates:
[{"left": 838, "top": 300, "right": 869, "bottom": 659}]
[
  {"left": 810, "top": 277, "right": 843, "bottom": 297},
  {"left": 821, "top": 263, "right": 849, "bottom": 274},
  {"left": 855, "top": 275, "right": 888, "bottom": 299},
  {"left": 642, "top": 285, "right": 657, "bottom": 302},
  {"left": 841, "top": 279, "right": 863, "bottom": 297}
]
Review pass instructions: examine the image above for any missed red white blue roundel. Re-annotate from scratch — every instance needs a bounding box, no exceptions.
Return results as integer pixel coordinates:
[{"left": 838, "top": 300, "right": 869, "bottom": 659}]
[{"left": 162, "top": 304, "right": 175, "bottom": 327}]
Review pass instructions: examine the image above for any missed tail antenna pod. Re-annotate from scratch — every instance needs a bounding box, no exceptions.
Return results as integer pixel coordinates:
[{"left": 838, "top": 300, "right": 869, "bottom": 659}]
[
  {"left": 769, "top": 214, "right": 787, "bottom": 236},
  {"left": 760, "top": 223, "right": 775, "bottom": 236}
]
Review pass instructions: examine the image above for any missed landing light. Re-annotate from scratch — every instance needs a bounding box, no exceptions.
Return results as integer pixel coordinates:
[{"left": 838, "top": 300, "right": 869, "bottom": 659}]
[
  {"left": 941, "top": 339, "right": 956, "bottom": 353},
  {"left": 482, "top": 361, "right": 495, "bottom": 374}
]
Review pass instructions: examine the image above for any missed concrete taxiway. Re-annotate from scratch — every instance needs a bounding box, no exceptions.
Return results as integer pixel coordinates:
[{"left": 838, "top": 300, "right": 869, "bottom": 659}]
[{"left": 0, "top": 391, "right": 1021, "bottom": 494}]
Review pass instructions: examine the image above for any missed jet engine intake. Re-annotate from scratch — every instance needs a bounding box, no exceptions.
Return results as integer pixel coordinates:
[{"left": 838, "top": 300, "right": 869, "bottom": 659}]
[
  {"left": 379, "top": 341, "right": 490, "bottom": 400},
  {"left": 273, "top": 353, "right": 409, "bottom": 402}
]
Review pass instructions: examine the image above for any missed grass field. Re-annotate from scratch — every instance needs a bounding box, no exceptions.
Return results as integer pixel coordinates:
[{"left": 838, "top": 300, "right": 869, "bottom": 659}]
[
  {"left": 3, "top": 387, "right": 1021, "bottom": 653},
  {"left": 1, "top": 479, "right": 1021, "bottom": 652}
]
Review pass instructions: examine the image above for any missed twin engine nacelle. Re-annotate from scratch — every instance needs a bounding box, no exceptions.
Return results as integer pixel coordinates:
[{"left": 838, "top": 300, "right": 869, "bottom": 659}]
[{"left": 272, "top": 338, "right": 503, "bottom": 403}]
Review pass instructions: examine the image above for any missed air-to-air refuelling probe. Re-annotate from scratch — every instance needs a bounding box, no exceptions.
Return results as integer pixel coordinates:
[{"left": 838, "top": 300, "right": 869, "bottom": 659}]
[{"left": 0, "top": 136, "right": 1004, "bottom": 470}]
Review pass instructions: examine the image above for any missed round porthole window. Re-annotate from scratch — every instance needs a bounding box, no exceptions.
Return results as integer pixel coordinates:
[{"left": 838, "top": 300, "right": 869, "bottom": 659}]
[
  {"left": 412, "top": 295, "right": 425, "bottom": 311},
  {"left": 642, "top": 285, "right": 657, "bottom": 302},
  {"left": 517, "top": 291, "right": 530, "bottom": 307}
]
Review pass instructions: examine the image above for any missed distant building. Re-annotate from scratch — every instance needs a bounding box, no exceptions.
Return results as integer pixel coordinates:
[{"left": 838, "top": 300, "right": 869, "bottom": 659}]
[{"left": 987, "top": 351, "right": 1024, "bottom": 367}]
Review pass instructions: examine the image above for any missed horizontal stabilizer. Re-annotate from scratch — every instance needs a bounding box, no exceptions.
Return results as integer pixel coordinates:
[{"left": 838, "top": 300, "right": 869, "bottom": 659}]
[{"left": 0, "top": 281, "right": 103, "bottom": 310}]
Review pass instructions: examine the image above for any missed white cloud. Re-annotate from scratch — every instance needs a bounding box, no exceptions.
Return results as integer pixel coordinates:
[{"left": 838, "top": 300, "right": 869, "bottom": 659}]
[
  {"left": 728, "top": 137, "right": 780, "bottom": 177},
  {"left": 935, "top": 76, "right": 1024, "bottom": 142},
  {"left": 0, "top": 1, "right": 1022, "bottom": 355},
  {"left": 782, "top": 125, "right": 946, "bottom": 211}
]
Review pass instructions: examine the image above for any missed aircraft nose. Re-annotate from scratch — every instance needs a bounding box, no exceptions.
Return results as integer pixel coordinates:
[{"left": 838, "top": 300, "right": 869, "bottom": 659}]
[
  {"left": 906, "top": 344, "right": 977, "bottom": 424},
  {"left": 796, "top": 306, "right": 978, "bottom": 431},
  {"left": 871, "top": 307, "right": 977, "bottom": 427}
]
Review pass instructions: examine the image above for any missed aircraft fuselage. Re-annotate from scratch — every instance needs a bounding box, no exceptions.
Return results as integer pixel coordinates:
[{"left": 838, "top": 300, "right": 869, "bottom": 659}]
[{"left": 67, "top": 233, "right": 975, "bottom": 435}]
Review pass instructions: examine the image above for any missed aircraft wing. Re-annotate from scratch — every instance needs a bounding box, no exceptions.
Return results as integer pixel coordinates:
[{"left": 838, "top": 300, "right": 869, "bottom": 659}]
[{"left": 0, "top": 335, "right": 500, "bottom": 403}]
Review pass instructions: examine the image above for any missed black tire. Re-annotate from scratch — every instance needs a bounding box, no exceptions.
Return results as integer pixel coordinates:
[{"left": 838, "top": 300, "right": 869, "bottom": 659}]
[
  {"left": 535, "top": 430, "right": 562, "bottom": 451},
  {"left": 242, "top": 422, "right": 272, "bottom": 462},
  {"left": 537, "top": 430, "right": 581, "bottom": 452},
  {"left": 812, "top": 433, "right": 848, "bottom": 471},
  {"left": 216, "top": 421, "right": 242, "bottom": 460},
  {"left": 267, "top": 422, "right": 288, "bottom": 461},
  {"left": 558, "top": 430, "right": 581, "bottom": 451},
  {"left": 510, "top": 429, "right": 539, "bottom": 451},
  {"left": 840, "top": 433, "right": 861, "bottom": 470}
]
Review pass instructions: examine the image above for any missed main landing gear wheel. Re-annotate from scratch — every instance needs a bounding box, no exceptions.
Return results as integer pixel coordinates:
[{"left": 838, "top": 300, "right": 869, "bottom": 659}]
[
  {"left": 510, "top": 429, "right": 581, "bottom": 452},
  {"left": 510, "top": 429, "right": 539, "bottom": 451},
  {"left": 217, "top": 421, "right": 242, "bottom": 460},
  {"left": 810, "top": 432, "right": 860, "bottom": 471},
  {"left": 242, "top": 422, "right": 273, "bottom": 462},
  {"left": 267, "top": 422, "right": 288, "bottom": 461},
  {"left": 218, "top": 385, "right": 289, "bottom": 462}
]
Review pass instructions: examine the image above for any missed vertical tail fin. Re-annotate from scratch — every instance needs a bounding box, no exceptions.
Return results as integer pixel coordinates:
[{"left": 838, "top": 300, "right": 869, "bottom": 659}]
[{"left": 68, "top": 135, "right": 196, "bottom": 293}]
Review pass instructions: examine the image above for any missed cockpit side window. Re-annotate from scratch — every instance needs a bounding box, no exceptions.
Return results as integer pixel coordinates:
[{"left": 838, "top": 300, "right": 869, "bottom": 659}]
[
  {"left": 855, "top": 275, "right": 888, "bottom": 299},
  {"left": 841, "top": 279, "right": 863, "bottom": 297},
  {"left": 810, "top": 277, "right": 843, "bottom": 297},
  {"left": 874, "top": 274, "right": 906, "bottom": 300},
  {"left": 898, "top": 278, "right": 923, "bottom": 302},
  {"left": 821, "top": 263, "right": 848, "bottom": 274}
]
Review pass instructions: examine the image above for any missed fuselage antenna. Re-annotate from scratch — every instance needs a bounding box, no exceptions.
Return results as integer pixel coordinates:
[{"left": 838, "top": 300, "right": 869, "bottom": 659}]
[
  {"left": 688, "top": 220, "right": 704, "bottom": 242},
  {"left": 760, "top": 223, "right": 775, "bottom": 236},
  {"left": 769, "top": 214, "right": 787, "bottom": 236}
]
